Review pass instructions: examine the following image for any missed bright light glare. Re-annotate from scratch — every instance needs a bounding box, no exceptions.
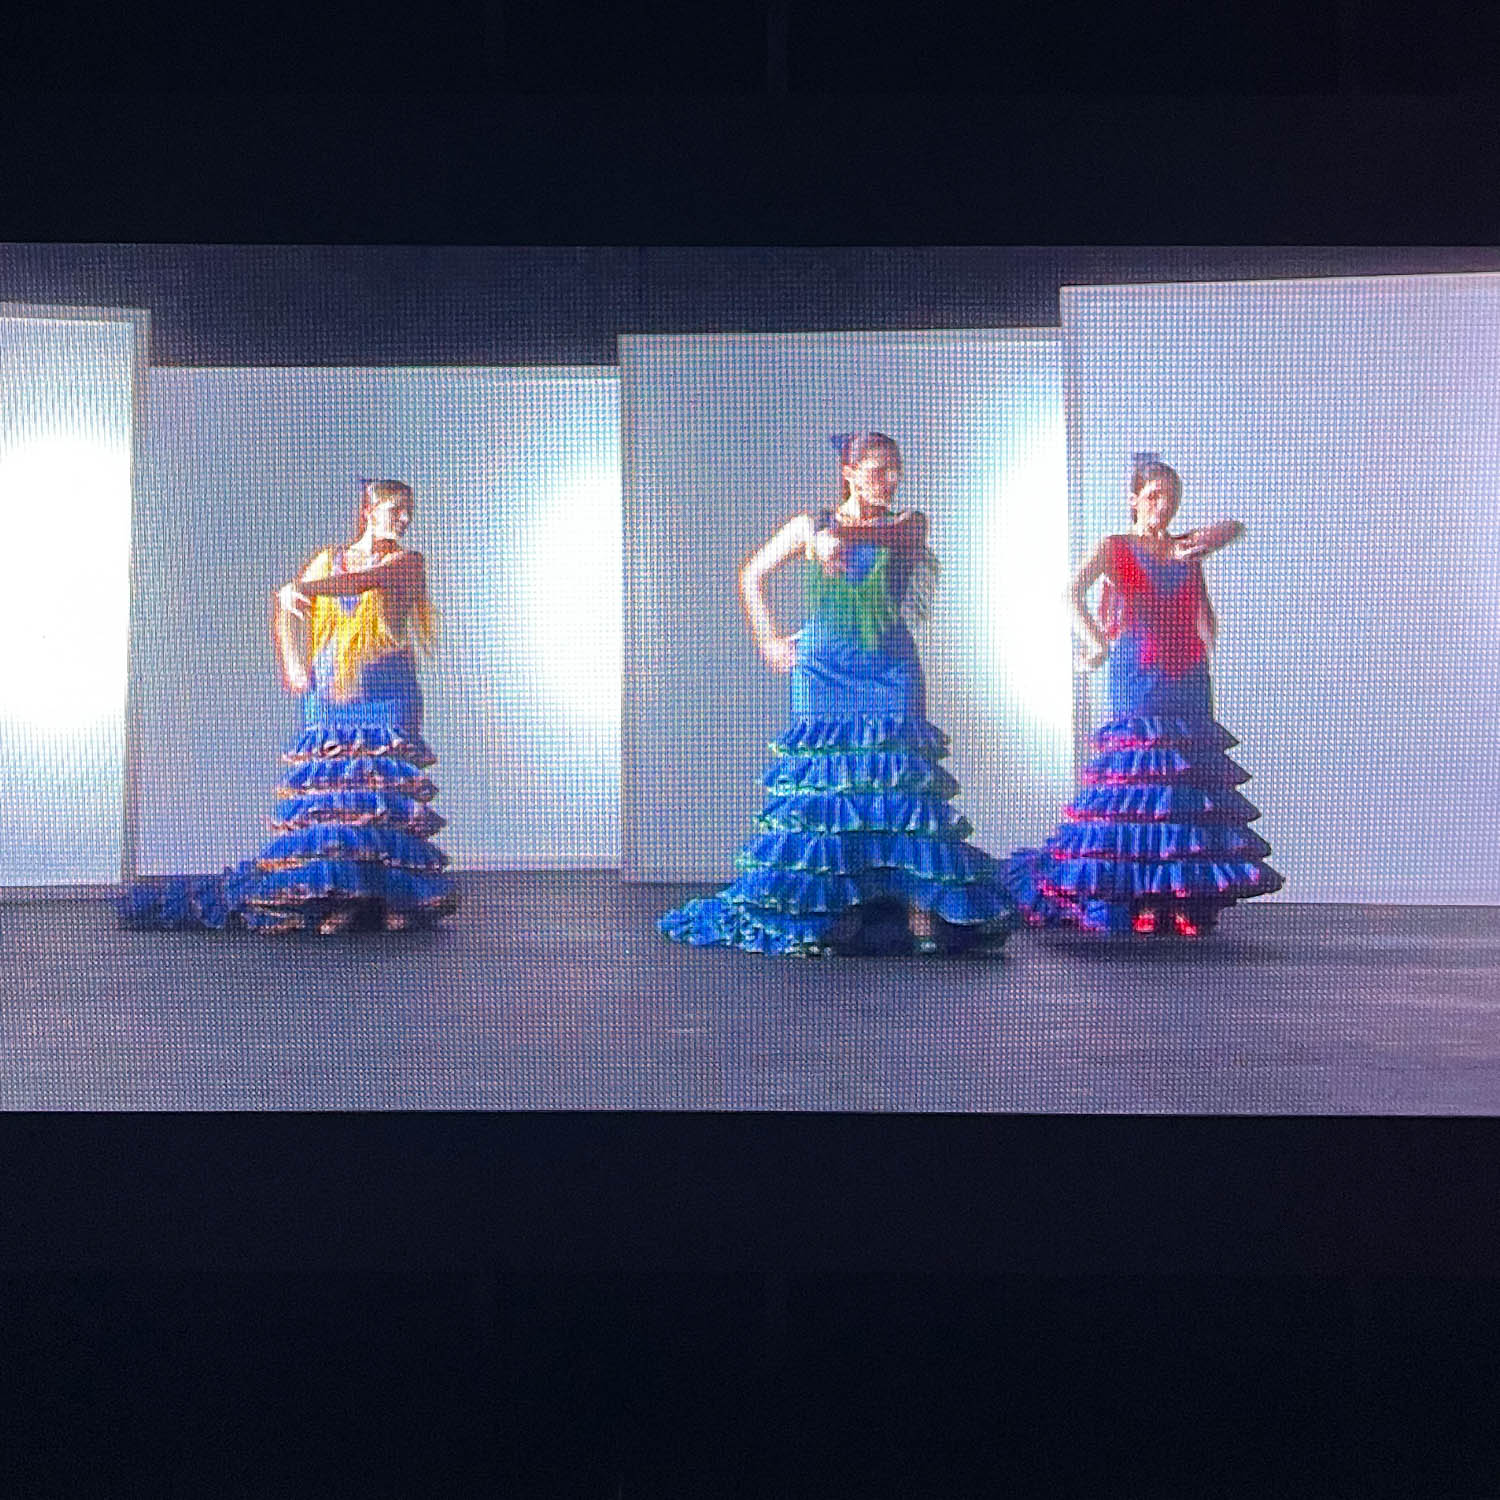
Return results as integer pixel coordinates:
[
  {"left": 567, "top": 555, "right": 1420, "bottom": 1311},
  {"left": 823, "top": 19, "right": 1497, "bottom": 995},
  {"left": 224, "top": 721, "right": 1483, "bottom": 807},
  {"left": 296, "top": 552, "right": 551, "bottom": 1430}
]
[
  {"left": 519, "top": 471, "right": 623, "bottom": 733},
  {"left": 981, "top": 427, "right": 1074, "bottom": 746},
  {"left": 0, "top": 436, "right": 133, "bottom": 729}
]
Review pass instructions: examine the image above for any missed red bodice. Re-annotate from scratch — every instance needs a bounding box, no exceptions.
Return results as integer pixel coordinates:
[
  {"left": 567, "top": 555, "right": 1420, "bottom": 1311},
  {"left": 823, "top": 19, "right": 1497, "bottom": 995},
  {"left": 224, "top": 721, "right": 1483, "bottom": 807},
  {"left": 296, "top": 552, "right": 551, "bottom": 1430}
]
[{"left": 1099, "top": 535, "right": 1210, "bottom": 677}]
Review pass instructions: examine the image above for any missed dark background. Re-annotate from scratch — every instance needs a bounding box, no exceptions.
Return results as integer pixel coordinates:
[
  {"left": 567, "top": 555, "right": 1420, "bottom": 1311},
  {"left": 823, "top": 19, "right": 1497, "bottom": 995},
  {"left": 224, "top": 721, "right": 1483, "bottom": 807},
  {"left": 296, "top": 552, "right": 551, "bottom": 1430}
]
[
  {"left": 4, "top": 0, "right": 1500, "bottom": 1490},
  {"left": 7, "top": 0, "right": 1500, "bottom": 95},
  {"left": 7, "top": 243, "right": 1500, "bottom": 366}
]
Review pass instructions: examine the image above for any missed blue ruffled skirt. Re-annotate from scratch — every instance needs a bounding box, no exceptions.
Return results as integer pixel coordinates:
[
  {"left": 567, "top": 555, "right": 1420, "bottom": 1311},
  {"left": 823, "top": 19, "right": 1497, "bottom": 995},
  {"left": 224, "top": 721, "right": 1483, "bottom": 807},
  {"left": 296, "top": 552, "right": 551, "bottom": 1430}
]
[
  {"left": 1004, "top": 710, "right": 1283, "bottom": 938},
  {"left": 121, "top": 651, "right": 458, "bottom": 933},
  {"left": 659, "top": 625, "right": 1019, "bottom": 956}
]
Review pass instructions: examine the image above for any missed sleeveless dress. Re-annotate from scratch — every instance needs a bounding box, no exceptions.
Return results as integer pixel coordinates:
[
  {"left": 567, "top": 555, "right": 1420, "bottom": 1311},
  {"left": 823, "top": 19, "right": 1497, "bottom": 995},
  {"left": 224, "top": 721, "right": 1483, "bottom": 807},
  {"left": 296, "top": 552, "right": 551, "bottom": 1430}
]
[
  {"left": 658, "top": 510, "right": 1020, "bottom": 956},
  {"left": 121, "top": 546, "right": 458, "bottom": 932},
  {"left": 1004, "top": 533, "right": 1282, "bottom": 937}
]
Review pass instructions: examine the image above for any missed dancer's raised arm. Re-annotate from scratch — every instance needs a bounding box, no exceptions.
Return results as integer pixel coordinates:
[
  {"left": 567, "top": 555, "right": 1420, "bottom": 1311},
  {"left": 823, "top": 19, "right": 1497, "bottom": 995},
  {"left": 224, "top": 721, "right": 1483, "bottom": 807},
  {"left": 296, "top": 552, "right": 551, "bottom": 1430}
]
[
  {"left": 1171, "top": 519, "right": 1244, "bottom": 561},
  {"left": 1170, "top": 520, "right": 1242, "bottom": 649},
  {"left": 300, "top": 549, "right": 426, "bottom": 598}
]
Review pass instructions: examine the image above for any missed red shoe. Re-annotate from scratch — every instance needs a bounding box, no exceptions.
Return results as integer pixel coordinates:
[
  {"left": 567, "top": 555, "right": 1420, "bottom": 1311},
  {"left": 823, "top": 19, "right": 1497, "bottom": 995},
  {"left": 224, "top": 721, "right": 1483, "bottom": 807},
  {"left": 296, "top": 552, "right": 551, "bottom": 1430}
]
[
  {"left": 1132, "top": 906, "right": 1158, "bottom": 935},
  {"left": 1172, "top": 908, "right": 1202, "bottom": 938}
]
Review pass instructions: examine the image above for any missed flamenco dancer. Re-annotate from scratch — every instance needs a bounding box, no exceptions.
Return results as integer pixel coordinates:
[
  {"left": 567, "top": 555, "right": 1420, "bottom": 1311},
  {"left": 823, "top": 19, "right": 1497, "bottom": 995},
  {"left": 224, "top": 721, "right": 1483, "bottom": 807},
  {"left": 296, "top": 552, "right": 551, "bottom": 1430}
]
[
  {"left": 122, "top": 478, "right": 458, "bottom": 934},
  {"left": 659, "top": 432, "right": 1020, "bottom": 956},
  {"left": 1005, "top": 453, "right": 1282, "bottom": 939}
]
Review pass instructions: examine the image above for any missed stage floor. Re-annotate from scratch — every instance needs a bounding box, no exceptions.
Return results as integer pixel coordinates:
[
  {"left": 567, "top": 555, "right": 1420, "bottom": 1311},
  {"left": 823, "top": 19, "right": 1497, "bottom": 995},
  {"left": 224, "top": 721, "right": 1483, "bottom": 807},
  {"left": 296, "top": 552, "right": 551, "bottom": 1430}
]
[{"left": 2, "top": 873, "right": 1497, "bottom": 1111}]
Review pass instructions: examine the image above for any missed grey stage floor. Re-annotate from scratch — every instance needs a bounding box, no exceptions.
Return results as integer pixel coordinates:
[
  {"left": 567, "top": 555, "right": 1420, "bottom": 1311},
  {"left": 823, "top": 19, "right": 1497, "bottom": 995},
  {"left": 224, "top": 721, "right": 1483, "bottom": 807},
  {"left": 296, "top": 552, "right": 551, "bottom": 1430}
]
[{"left": 1, "top": 873, "right": 1497, "bottom": 1112}]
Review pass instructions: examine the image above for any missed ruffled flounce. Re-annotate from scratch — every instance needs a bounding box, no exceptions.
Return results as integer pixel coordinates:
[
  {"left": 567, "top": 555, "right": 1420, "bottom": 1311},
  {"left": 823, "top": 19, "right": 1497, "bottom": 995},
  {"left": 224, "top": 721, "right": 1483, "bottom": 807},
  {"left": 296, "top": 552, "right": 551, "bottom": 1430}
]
[
  {"left": 1046, "top": 822, "right": 1271, "bottom": 861},
  {"left": 736, "top": 828, "right": 996, "bottom": 882},
  {"left": 1067, "top": 782, "right": 1260, "bottom": 823},
  {"left": 660, "top": 713, "right": 1019, "bottom": 956},
  {"left": 281, "top": 755, "right": 436, "bottom": 799},
  {"left": 659, "top": 874, "right": 1017, "bottom": 957},
  {"left": 119, "top": 870, "right": 246, "bottom": 932},
  {"left": 1083, "top": 746, "right": 1250, "bottom": 787},
  {"left": 238, "top": 862, "right": 456, "bottom": 919},
  {"left": 273, "top": 789, "right": 446, "bottom": 836},
  {"left": 120, "top": 862, "right": 457, "bottom": 933},
  {"left": 121, "top": 858, "right": 457, "bottom": 934},
  {"left": 772, "top": 714, "right": 951, "bottom": 758},
  {"left": 764, "top": 752, "right": 960, "bottom": 798},
  {"left": 1093, "top": 715, "right": 1239, "bottom": 753},
  {"left": 658, "top": 898, "right": 840, "bottom": 956},
  {"left": 256, "top": 823, "right": 449, "bottom": 873},
  {"left": 757, "top": 788, "right": 971, "bottom": 839},
  {"left": 1012, "top": 847, "right": 1280, "bottom": 904},
  {"left": 1004, "top": 711, "right": 1282, "bottom": 937},
  {"left": 119, "top": 718, "right": 456, "bottom": 933},
  {"left": 725, "top": 862, "right": 1017, "bottom": 922},
  {"left": 282, "top": 723, "right": 436, "bottom": 768}
]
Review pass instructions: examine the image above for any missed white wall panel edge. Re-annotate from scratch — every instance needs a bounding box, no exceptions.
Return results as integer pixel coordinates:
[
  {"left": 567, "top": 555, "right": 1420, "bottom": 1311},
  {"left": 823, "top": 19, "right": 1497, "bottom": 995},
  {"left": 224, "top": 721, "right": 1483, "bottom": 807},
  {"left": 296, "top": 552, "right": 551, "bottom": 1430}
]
[
  {"left": 1062, "top": 269, "right": 1500, "bottom": 306},
  {"left": 150, "top": 364, "right": 619, "bottom": 379},
  {"left": 620, "top": 328, "right": 1059, "bottom": 351}
]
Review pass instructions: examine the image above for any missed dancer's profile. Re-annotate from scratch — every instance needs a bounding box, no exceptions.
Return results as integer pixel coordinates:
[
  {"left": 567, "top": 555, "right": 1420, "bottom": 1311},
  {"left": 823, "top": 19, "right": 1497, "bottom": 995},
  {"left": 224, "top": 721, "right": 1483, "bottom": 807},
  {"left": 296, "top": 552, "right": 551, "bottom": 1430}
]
[
  {"left": 659, "top": 432, "right": 1019, "bottom": 956},
  {"left": 122, "top": 478, "right": 458, "bottom": 934},
  {"left": 1005, "top": 453, "right": 1283, "bottom": 938}
]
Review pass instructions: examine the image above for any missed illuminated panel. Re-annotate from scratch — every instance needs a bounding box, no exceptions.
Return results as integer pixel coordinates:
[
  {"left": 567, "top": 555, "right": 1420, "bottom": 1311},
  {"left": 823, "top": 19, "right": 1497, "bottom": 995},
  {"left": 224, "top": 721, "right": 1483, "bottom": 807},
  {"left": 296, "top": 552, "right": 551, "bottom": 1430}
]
[
  {"left": 1064, "top": 272, "right": 1500, "bottom": 904},
  {"left": 621, "top": 329, "right": 1070, "bottom": 882},
  {"left": 134, "top": 366, "right": 620, "bottom": 873},
  {"left": 0, "top": 309, "right": 143, "bottom": 886}
]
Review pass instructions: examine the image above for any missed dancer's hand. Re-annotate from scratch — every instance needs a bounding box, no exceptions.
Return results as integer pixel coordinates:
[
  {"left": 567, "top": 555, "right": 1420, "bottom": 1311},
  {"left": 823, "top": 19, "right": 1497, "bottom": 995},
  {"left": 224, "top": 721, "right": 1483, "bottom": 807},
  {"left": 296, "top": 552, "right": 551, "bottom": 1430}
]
[
  {"left": 1170, "top": 531, "right": 1210, "bottom": 561},
  {"left": 1077, "top": 639, "right": 1108, "bottom": 671},
  {"left": 810, "top": 530, "right": 843, "bottom": 567},
  {"left": 277, "top": 582, "right": 311, "bottom": 619},
  {"left": 760, "top": 635, "right": 797, "bottom": 673}
]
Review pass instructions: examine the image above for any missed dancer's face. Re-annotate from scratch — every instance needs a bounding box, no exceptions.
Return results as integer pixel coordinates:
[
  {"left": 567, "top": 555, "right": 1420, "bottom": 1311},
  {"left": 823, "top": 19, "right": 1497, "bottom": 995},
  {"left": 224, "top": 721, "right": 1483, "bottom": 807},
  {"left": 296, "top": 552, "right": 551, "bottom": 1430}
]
[
  {"left": 842, "top": 450, "right": 902, "bottom": 510},
  {"left": 365, "top": 494, "right": 413, "bottom": 542},
  {"left": 1132, "top": 475, "right": 1180, "bottom": 534}
]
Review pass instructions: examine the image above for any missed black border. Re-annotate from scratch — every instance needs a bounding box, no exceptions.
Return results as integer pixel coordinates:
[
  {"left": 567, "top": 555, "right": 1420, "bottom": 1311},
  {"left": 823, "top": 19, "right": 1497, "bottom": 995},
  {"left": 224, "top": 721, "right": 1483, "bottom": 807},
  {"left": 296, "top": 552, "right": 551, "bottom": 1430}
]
[{"left": 1, "top": 91, "right": 1496, "bottom": 1280}]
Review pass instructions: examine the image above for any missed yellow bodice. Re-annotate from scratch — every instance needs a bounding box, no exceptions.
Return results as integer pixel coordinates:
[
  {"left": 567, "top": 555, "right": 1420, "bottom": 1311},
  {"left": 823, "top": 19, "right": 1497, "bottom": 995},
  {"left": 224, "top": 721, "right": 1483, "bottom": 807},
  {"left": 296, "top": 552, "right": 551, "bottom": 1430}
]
[{"left": 305, "top": 547, "right": 436, "bottom": 698}]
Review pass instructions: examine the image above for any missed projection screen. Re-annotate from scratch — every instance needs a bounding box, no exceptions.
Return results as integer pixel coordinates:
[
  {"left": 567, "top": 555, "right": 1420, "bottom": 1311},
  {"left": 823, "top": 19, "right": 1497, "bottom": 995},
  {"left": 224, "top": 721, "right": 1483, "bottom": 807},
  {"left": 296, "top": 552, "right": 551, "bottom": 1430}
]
[
  {"left": 132, "top": 365, "right": 621, "bottom": 875},
  {"left": 1063, "top": 272, "right": 1500, "bottom": 904},
  {"left": 622, "top": 329, "right": 1072, "bottom": 882}
]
